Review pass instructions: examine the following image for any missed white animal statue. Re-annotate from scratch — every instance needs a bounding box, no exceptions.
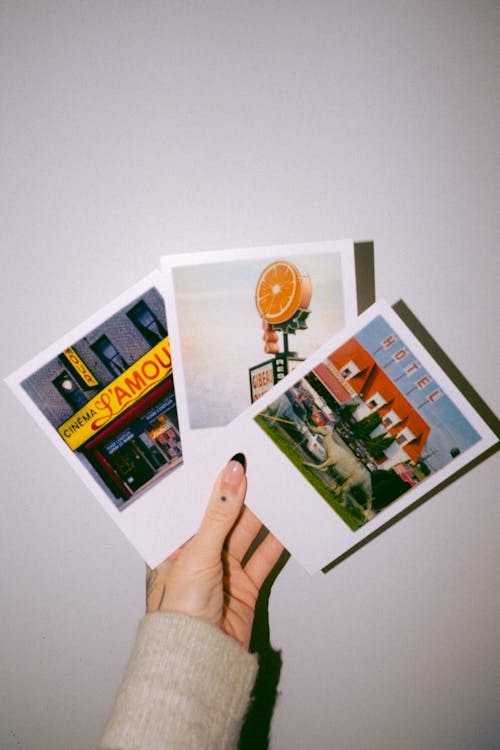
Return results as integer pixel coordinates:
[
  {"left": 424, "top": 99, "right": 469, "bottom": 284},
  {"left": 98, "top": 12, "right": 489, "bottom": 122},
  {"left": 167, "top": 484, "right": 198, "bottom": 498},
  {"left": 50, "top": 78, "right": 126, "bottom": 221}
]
[{"left": 303, "top": 423, "right": 375, "bottom": 520}]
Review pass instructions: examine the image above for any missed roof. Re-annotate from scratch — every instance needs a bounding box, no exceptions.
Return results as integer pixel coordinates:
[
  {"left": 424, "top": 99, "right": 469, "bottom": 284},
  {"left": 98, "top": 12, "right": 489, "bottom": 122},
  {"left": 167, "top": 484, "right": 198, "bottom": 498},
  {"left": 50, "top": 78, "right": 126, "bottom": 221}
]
[
  {"left": 313, "top": 362, "right": 353, "bottom": 404},
  {"left": 325, "top": 337, "right": 431, "bottom": 461}
]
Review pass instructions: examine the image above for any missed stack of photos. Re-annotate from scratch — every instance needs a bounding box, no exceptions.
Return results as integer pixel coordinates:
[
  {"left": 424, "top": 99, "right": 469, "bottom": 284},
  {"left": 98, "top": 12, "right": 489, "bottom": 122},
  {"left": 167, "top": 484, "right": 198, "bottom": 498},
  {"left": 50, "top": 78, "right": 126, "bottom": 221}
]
[{"left": 5, "top": 243, "right": 498, "bottom": 572}]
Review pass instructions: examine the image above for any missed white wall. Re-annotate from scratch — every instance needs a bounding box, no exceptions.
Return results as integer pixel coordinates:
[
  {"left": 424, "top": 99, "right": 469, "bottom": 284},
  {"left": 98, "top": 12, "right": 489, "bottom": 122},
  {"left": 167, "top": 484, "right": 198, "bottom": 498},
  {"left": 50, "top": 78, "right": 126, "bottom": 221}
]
[{"left": 1, "top": 3, "right": 498, "bottom": 749}]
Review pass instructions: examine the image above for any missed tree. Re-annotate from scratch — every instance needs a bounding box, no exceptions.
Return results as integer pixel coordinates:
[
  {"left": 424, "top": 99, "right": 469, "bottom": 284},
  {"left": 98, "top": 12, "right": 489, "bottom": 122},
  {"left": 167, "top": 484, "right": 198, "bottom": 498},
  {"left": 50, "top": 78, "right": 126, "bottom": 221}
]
[
  {"left": 416, "top": 460, "right": 431, "bottom": 476},
  {"left": 338, "top": 402, "right": 358, "bottom": 424},
  {"left": 351, "top": 411, "right": 382, "bottom": 439},
  {"left": 365, "top": 434, "right": 395, "bottom": 460}
]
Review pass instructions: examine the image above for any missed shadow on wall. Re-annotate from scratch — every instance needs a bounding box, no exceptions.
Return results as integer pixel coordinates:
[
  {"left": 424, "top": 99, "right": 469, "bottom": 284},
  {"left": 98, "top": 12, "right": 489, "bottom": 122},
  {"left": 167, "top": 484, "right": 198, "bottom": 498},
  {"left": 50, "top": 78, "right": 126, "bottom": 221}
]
[{"left": 239, "top": 545, "right": 290, "bottom": 750}]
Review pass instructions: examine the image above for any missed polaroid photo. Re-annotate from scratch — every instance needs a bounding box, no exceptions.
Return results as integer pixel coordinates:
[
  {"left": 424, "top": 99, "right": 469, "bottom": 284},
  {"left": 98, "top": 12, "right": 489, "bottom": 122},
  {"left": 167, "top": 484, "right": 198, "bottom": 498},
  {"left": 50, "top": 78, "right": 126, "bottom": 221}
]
[
  {"left": 160, "top": 239, "right": 358, "bottom": 459},
  {"left": 5, "top": 272, "right": 206, "bottom": 568},
  {"left": 181, "top": 300, "right": 497, "bottom": 574}
]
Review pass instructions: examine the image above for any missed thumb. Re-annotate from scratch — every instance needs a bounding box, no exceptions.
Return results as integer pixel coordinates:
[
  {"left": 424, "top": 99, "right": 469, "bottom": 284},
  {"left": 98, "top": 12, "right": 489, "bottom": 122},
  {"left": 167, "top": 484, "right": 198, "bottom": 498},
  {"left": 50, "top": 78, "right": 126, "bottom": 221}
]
[{"left": 194, "top": 454, "right": 247, "bottom": 561}]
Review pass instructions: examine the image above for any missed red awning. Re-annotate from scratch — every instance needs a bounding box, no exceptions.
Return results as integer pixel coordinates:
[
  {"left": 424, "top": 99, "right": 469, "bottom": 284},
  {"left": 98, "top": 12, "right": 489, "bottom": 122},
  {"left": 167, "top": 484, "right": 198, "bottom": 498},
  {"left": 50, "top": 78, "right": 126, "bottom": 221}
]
[{"left": 314, "top": 363, "right": 352, "bottom": 404}]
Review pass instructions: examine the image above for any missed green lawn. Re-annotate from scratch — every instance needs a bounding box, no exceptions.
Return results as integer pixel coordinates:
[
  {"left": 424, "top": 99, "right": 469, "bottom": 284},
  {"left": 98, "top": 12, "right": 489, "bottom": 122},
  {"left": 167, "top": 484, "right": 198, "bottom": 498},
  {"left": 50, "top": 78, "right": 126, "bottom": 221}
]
[{"left": 254, "top": 415, "right": 366, "bottom": 531}]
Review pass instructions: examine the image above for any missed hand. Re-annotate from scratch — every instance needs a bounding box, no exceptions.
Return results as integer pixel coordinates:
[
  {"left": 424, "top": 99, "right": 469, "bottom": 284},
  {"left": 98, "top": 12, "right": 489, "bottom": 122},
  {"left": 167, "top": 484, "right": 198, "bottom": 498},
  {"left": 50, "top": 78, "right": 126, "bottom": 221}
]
[{"left": 146, "top": 454, "right": 285, "bottom": 650}]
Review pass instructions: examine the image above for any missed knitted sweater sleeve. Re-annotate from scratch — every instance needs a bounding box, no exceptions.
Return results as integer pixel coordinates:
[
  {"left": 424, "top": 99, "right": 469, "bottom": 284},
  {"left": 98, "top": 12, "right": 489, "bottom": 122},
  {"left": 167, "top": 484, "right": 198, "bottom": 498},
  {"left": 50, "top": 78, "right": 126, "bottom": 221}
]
[{"left": 98, "top": 612, "right": 258, "bottom": 750}]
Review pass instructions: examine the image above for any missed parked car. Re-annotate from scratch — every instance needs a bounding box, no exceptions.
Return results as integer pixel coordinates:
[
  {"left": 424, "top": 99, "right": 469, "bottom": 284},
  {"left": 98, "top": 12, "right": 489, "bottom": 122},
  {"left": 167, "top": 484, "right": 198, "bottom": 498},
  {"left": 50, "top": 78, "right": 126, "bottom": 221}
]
[{"left": 303, "top": 430, "right": 326, "bottom": 461}]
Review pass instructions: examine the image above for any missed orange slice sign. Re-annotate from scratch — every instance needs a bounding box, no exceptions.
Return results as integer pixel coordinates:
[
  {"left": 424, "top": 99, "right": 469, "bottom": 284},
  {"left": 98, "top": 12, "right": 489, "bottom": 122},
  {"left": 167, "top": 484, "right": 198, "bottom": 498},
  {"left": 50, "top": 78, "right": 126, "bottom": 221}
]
[{"left": 255, "top": 260, "right": 312, "bottom": 325}]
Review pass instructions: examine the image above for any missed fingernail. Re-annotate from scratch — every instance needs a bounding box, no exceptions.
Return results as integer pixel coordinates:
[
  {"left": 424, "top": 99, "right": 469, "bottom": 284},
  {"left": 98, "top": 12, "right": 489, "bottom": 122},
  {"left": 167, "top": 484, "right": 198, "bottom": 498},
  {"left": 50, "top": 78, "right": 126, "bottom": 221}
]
[
  {"left": 222, "top": 457, "right": 246, "bottom": 490},
  {"left": 230, "top": 453, "right": 247, "bottom": 471}
]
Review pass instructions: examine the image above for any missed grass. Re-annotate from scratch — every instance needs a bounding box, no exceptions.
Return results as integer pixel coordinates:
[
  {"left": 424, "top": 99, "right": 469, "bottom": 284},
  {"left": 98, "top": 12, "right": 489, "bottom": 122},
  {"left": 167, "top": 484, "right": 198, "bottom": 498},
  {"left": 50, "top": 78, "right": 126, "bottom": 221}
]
[{"left": 254, "top": 415, "right": 366, "bottom": 531}]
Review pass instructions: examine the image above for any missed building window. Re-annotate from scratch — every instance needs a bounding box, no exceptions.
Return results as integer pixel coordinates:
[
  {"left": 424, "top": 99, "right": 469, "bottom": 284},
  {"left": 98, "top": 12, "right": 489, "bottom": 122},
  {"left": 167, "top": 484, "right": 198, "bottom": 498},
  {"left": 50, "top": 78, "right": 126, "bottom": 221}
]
[
  {"left": 127, "top": 300, "right": 167, "bottom": 346},
  {"left": 396, "top": 433, "right": 407, "bottom": 445},
  {"left": 367, "top": 392, "right": 385, "bottom": 410},
  {"left": 53, "top": 371, "right": 87, "bottom": 410},
  {"left": 91, "top": 336, "right": 128, "bottom": 376},
  {"left": 339, "top": 360, "right": 359, "bottom": 380},
  {"left": 382, "top": 410, "right": 400, "bottom": 429}
]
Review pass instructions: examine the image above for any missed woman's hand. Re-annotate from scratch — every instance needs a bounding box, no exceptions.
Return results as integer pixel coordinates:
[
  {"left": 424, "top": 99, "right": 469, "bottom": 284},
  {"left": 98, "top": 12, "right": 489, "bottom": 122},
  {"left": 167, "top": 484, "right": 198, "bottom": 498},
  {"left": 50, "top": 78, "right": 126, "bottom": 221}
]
[{"left": 146, "top": 454, "right": 284, "bottom": 650}]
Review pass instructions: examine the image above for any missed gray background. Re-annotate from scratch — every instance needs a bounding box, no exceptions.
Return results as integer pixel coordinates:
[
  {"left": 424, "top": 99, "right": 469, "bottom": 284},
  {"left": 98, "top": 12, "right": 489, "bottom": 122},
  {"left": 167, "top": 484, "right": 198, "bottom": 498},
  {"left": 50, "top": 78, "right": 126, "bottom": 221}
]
[{"left": 1, "top": 3, "right": 499, "bottom": 749}]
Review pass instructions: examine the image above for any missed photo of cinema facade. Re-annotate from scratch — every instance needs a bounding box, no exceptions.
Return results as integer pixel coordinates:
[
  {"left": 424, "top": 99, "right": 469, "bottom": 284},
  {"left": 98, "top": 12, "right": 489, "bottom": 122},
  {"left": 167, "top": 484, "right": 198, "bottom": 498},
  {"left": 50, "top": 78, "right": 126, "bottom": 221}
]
[
  {"left": 312, "top": 337, "right": 431, "bottom": 478},
  {"left": 21, "top": 288, "right": 182, "bottom": 510}
]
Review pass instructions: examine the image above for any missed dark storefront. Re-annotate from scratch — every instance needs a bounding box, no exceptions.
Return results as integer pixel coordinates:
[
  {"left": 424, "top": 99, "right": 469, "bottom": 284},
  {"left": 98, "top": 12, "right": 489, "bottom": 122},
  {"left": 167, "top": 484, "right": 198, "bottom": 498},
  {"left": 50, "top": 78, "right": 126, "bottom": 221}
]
[{"left": 82, "top": 378, "right": 182, "bottom": 502}]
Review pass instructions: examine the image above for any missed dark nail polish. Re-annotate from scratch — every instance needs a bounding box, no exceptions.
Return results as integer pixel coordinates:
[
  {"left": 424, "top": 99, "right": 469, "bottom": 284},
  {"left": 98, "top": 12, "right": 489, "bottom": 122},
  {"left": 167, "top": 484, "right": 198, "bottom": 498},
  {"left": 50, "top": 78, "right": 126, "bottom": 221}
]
[{"left": 230, "top": 452, "right": 247, "bottom": 472}]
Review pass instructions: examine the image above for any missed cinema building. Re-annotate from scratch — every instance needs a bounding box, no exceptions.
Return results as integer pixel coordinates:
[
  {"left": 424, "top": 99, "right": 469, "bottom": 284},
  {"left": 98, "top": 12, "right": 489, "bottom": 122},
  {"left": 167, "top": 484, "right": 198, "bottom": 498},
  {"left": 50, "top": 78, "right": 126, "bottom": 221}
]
[
  {"left": 21, "top": 288, "right": 182, "bottom": 510},
  {"left": 312, "top": 337, "right": 431, "bottom": 471}
]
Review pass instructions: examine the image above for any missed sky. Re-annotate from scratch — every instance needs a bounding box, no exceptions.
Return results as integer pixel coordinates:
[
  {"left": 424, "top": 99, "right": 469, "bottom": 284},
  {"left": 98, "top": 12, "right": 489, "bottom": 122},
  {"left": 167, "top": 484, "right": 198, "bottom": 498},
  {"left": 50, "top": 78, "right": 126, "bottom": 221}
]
[
  {"left": 355, "top": 315, "right": 481, "bottom": 472},
  {"left": 172, "top": 252, "right": 350, "bottom": 428}
]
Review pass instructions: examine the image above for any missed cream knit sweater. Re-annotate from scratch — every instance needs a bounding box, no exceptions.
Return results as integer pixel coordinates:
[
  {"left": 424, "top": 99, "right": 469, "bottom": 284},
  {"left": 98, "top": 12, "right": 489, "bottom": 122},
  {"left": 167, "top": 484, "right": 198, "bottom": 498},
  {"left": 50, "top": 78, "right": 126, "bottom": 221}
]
[{"left": 99, "top": 612, "right": 258, "bottom": 750}]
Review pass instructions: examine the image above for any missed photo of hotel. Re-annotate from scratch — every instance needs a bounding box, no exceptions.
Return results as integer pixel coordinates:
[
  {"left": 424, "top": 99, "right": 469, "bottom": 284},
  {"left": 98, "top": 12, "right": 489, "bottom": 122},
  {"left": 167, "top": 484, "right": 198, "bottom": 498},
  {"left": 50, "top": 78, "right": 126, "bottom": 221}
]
[{"left": 255, "top": 314, "right": 482, "bottom": 530}]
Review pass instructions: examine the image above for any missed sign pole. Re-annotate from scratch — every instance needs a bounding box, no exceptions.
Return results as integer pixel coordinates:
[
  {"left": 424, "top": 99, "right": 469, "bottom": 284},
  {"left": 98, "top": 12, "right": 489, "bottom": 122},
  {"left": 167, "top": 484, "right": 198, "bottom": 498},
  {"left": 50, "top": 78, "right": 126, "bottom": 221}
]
[{"left": 282, "top": 332, "right": 290, "bottom": 376}]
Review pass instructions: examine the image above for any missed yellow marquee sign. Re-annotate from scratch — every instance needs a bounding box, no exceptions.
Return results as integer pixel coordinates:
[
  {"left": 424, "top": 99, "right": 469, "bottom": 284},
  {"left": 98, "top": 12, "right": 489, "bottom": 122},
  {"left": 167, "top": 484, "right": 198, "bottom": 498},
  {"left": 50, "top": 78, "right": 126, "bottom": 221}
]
[{"left": 58, "top": 338, "right": 172, "bottom": 450}]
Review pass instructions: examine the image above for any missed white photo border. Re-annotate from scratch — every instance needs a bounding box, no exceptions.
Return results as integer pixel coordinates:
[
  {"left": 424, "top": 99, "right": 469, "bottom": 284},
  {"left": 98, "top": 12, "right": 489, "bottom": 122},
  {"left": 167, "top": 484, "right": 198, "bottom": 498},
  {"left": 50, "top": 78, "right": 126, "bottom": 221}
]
[{"left": 5, "top": 271, "right": 204, "bottom": 568}]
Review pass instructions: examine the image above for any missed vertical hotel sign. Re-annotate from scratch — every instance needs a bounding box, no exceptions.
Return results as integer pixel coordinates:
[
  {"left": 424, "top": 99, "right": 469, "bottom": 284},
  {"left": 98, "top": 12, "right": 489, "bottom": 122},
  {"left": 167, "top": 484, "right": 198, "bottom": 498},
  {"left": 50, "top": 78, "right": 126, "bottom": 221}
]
[{"left": 57, "top": 338, "right": 173, "bottom": 450}]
